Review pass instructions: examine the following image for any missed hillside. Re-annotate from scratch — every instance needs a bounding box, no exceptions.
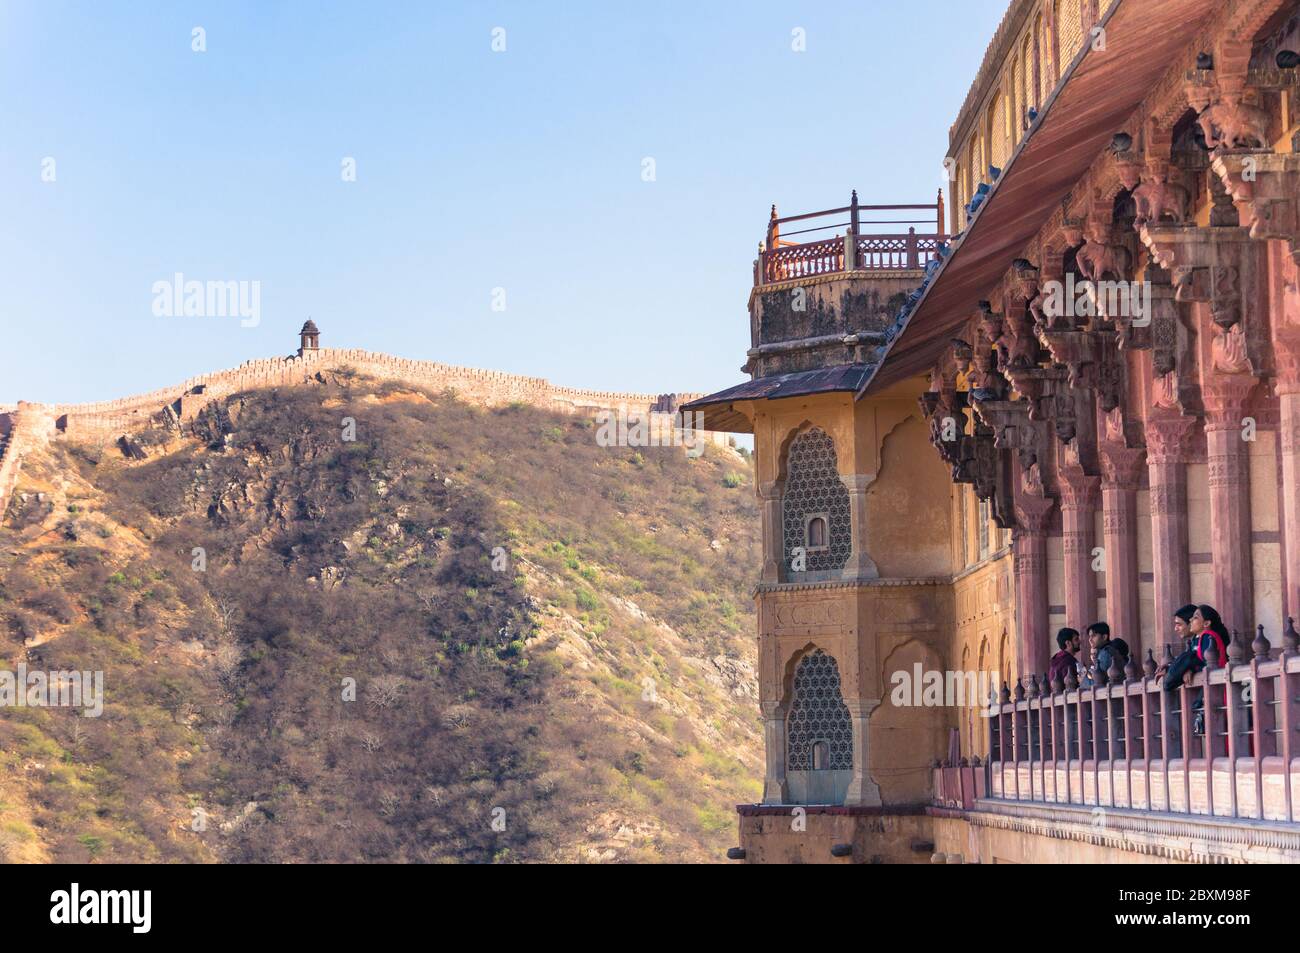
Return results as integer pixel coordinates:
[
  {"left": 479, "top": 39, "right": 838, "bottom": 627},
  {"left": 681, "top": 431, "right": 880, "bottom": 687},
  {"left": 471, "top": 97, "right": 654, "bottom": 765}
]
[{"left": 0, "top": 370, "right": 761, "bottom": 863}]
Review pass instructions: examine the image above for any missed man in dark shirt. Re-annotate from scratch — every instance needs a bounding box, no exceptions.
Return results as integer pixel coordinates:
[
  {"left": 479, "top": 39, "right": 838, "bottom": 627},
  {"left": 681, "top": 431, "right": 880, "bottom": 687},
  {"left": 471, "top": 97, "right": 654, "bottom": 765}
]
[{"left": 1049, "top": 627, "right": 1081, "bottom": 688}]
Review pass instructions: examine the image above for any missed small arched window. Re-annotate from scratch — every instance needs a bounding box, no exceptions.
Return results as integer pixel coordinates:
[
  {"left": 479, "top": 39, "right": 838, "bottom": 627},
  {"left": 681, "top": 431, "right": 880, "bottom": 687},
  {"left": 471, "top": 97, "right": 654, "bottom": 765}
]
[
  {"left": 811, "top": 740, "right": 829, "bottom": 771},
  {"left": 806, "top": 514, "right": 828, "bottom": 551}
]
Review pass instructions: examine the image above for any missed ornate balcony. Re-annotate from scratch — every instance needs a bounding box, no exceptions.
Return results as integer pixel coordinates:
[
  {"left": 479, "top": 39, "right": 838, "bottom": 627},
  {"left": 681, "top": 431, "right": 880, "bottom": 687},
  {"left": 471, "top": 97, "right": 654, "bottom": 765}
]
[{"left": 755, "top": 192, "right": 947, "bottom": 287}]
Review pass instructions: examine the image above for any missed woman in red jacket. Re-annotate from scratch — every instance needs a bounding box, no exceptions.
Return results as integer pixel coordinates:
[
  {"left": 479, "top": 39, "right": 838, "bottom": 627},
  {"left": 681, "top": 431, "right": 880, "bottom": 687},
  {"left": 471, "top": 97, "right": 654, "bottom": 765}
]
[
  {"left": 1189, "top": 604, "right": 1237, "bottom": 749},
  {"left": 1189, "top": 604, "right": 1230, "bottom": 667}
]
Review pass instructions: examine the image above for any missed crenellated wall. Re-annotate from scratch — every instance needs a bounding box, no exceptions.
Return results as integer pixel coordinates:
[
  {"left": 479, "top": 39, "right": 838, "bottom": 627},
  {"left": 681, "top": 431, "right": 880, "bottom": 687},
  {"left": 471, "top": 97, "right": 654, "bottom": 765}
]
[{"left": 0, "top": 348, "right": 732, "bottom": 521}]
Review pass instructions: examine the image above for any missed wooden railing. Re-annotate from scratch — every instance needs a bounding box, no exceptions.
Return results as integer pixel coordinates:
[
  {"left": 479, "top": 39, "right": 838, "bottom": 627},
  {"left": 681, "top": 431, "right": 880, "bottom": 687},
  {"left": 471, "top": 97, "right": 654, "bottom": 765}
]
[
  {"left": 756, "top": 191, "right": 946, "bottom": 285},
  {"left": 762, "top": 235, "right": 845, "bottom": 281},
  {"left": 856, "top": 232, "right": 946, "bottom": 271},
  {"left": 970, "top": 622, "right": 1300, "bottom": 823}
]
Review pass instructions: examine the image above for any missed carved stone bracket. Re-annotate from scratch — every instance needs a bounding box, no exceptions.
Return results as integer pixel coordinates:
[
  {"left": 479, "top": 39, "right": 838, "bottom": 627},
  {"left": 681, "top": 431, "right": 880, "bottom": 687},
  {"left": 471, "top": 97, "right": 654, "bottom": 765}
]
[
  {"left": 1012, "top": 461, "right": 1056, "bottom": 535},
  {"left": 1139, "top": 224, "right": 1270, "bottom": 374},
  {"left": 1077, "top": 213, "right": 1134, "bottom": 289},
  {"left": 1002, "top": 260, "right": 1043, "bottom": 373},
  {"left": 919, "top": 362, "right": 969, "bottom": 475},
  {"left": 1185, "top": 36, "right": 1271, "bottom": 152},
  {"left": 1211, "top": 152, "right": 1300, "bottom": 261},
  {"left": 1038, "top": 324, "right": 1099, "bottom": 390},
  {"left": 1006, "top": 365, "right": 1064, "bottom": 424},
  {"left": 965, "top": 415, "right": 1016, "bottom": 529},
  {"left": 971, "top": 304, "right": 1009, "bottom": 399},
  {"left": 1133, "top": 117, "right": 1192, "bottom": 229},
  {"left": 1030, "top": 247, "right": 1066, "bottom": 333},
  {"left": 973, "top": 397, "right": 1051, "bottom": 475},
  {"left": 1147, "top": 265, "right": 1204, "bottom": 417},
  {"left": 1036, "top": 321, "right": 1104, "bottom": 470}
]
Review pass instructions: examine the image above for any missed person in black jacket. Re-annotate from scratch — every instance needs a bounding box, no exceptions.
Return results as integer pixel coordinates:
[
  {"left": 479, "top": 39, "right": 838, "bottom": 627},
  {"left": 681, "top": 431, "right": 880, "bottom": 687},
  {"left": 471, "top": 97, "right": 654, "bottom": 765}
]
[
  {"left": 1173, "top": 604, "right": 1197, "bottom": 647},
  {"left": 1156, "top": 604, "right": 1198, "bottom": 678},
  {"left": 1087, "top": 622, "right": 1129, "bottom": 679}
]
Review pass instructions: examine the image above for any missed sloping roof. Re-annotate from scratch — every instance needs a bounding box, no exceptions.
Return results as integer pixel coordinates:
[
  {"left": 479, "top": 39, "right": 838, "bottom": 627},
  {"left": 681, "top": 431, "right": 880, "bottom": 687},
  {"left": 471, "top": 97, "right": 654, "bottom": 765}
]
[
  {"left": 682, "top": 363, "right": 876, "bottom": 434},
  {"left": 861, "top": 0, "right": 1221, "bottom": 396}
]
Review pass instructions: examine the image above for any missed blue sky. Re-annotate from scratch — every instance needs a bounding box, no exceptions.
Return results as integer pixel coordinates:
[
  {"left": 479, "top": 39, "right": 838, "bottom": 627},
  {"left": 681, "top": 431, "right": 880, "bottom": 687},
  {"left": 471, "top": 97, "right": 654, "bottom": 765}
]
[{"left": 0, "top": 0, "right": 1007, "bottom": 405}]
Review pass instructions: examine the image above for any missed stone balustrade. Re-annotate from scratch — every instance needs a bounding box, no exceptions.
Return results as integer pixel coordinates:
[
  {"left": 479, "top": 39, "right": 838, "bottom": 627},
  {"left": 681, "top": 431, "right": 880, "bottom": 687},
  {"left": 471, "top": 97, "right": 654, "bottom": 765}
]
[{"left": 939, "top": 615, "right": 1300, "bottom": 824}]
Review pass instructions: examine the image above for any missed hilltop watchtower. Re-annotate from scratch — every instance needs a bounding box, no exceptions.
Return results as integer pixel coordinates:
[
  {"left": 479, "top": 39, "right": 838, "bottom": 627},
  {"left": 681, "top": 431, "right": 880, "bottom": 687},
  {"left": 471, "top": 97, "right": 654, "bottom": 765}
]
[{"left": 298, "top": 319, "right": 321, "bottom": 356}]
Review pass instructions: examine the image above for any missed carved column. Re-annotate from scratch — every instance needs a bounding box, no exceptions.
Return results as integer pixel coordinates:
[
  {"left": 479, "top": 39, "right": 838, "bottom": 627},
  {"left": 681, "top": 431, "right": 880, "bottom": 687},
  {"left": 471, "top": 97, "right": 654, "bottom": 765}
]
[
  {"left": 1059, "top": 466, "right": 1101, "bottom": 637},
  {"left": 843, "top": 698, "right": 882, "bottom": 807},
  {"left": 1281, "top": 372, "right": 1300, "bottom": 623},
  {"left": 1278, "top": 299, "right": 1300, "bottom": 624},
  {"left": 1013, "top": 479, "right": 1055, "bottom": 676},
  {"left": 1271, "top": 251, "right": 1300, "bottom": 624},
  {"left": 1203, "top": 374, "right": 1258, "bottom": 630},
  {"left": 841, "top": 474, "right": 880, "bottom": 581},
  {"left": 1012, "top": 529, "right": 1050, "bottom": 675},
  {"left": 1146, "top": 412, "right": 1198, "bottom": 639},
  {"left": 1100, "top": 443, "right": 1145, "bottom": 656},
  {"left": 758, "top": 480, "right": 783, "bottom": 583},
  {"left": 1142, "top": 215, "right": 1268, "bottom": 634}
]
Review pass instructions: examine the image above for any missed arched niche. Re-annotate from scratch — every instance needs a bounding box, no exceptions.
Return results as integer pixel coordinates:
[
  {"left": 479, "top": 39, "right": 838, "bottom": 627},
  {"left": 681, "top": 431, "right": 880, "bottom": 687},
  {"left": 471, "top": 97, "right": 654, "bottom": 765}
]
[{"left": 783, "top": 646, "right": 853, "bottom": 805}]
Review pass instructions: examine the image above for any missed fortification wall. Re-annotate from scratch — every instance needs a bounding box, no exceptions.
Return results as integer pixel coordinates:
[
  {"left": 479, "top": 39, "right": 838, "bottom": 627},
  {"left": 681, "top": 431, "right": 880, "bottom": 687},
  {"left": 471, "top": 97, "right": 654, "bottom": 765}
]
[
  {"left": 0, "top": 402, "right": 59, "bottom": 523},
  {"left": 0, "top": 348, "right": 733, "bottom": 520},
  {"left": 44, "top": 349, "right": 714, "bottom": 435},
  {"left": 0, "top": 426, "right": 19, "bottom": 522}
]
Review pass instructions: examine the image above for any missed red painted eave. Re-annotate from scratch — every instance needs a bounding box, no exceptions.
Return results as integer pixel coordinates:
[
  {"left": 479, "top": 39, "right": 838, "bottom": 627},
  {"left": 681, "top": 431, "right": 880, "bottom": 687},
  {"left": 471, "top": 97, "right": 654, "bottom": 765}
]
[{"left": 862, "top": 0, "right": 1221, "bottom": 395}]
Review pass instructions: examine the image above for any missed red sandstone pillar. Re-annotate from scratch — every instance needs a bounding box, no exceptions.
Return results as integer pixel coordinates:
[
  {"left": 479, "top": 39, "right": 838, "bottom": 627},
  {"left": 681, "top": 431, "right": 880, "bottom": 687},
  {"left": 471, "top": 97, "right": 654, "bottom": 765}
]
[
  {"left": 1013, "top": 529, "right": 1050, "bottom": 675},
  {"left": 1281, "top": 385, "right": 1300, "bottom": 624},
  {"left": 1013, "top": 491, "right": 1054, "bottom": 675},
  {"left": 1146, "top": 414, "right": 1198, "bottom": 643},
  {"left": 1277, "top": 340, "right": 1300, "bottom": 624},
  {"left": 1059, "top": 467, "right": 1100, "bottom": 637},
  {"left": 1204, "top": 375, "right": 1258, "bottom": 631},
  {"left": 1101, "top": 444, "right": 1145, "bottom": 658}
]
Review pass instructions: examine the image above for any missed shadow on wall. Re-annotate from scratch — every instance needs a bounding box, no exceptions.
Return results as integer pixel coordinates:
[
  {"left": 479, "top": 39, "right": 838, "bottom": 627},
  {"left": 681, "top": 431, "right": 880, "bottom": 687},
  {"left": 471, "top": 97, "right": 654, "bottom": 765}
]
[
  {"left": 874, "top": 639, "right": 948, "bottom": 804},
  {"left": 866, "top": 414, "right": 953, "bottom": 578}
]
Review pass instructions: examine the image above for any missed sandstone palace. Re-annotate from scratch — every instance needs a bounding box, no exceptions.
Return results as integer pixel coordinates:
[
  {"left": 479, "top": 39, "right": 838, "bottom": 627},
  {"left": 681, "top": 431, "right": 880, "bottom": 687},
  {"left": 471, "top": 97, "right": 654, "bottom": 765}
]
[{"left": 688, "top": 0, "right": 1300, "bottom": 863}]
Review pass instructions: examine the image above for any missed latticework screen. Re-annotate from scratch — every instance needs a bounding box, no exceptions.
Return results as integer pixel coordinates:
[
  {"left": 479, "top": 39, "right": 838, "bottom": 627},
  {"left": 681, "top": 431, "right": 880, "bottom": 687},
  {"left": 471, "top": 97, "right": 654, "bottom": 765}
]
[
  {"left": 786, "top": 650, "right": 853, "bottom": 772},
  {"left": 781, "top": 428, "right": 851, "bottom": 573}
]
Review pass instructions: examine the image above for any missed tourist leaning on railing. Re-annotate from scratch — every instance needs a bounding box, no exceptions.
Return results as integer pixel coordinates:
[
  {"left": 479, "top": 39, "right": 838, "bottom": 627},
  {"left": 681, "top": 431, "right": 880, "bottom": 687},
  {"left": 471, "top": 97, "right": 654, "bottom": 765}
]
[
  {"left": 1160, "top": 604, "right": 1205, "bottom": 688},
  {"left": 1082, "top": 622, "right": 1129, "bottom": 687},
  {"left": 1049, "top": 628, "right": 1081, "bottom": 689}
]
